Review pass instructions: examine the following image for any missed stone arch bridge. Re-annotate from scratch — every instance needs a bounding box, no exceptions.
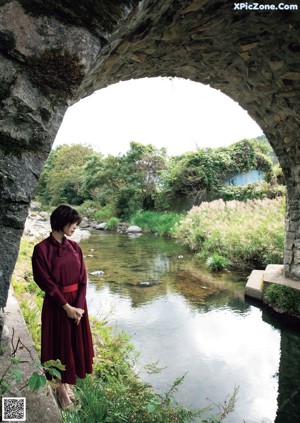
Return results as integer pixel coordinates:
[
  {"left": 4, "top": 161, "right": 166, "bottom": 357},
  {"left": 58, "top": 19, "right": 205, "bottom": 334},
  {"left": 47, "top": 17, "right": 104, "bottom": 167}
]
[{"left": 0, "top": 0, "right": 299, "bottom": 309}]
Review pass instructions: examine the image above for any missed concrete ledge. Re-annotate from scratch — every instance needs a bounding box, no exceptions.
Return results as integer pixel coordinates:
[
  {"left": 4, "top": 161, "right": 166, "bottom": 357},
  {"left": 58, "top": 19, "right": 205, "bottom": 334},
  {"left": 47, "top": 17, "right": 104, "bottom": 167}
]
[
  {"left": 264, "top": 264, "right": 300, "bottom": 292},
  {"left": 1, "top": 288, "right": 61, "bottom": 422},
  {"left": 245, "top": 264, "right": 300, "bottom": 302},
  {"left": 245, "top": 270, "right": 264, "bottom": 300}
]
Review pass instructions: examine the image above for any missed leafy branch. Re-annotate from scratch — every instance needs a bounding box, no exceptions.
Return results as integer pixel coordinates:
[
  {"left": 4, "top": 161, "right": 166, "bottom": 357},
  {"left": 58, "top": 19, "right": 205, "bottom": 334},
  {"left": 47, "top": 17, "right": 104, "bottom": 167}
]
[{"left": 0, "top": 329, "right": 65, "bottom": 394}]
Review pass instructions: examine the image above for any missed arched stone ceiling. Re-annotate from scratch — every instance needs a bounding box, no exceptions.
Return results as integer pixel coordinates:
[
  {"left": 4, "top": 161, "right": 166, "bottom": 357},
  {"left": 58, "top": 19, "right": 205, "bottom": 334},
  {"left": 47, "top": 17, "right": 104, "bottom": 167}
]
[{"left": 0, "top": 0, "right": 299, "bottom": 308}]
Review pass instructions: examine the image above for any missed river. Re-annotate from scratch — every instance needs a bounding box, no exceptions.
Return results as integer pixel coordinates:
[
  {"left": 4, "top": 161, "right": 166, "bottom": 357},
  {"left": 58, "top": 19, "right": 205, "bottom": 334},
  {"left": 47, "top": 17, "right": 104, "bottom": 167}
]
[{"left": 81, "top": 231, "right": 300, "bottom": 423}]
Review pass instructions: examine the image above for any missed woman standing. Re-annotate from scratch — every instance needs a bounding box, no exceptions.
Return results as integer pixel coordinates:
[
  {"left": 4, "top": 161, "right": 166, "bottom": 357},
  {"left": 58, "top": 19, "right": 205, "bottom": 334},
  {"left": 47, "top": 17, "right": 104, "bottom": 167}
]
[{"left": 32, "top": 204, "right": 94, "bottom": 408}]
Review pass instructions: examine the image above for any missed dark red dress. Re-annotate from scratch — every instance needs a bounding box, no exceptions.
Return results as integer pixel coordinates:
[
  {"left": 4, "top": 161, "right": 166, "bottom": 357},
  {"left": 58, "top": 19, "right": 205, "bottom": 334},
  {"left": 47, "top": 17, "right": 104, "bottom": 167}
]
[{"left": 32, "top": 233, "right": 94, "bottom": 384}]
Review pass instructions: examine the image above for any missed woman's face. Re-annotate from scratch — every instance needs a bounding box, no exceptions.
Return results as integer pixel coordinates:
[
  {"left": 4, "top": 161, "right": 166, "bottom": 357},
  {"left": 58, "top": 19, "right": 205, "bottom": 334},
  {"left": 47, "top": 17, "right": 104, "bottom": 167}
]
[{"left": 63, "top": 222, "right": 78, "bottom": 236}]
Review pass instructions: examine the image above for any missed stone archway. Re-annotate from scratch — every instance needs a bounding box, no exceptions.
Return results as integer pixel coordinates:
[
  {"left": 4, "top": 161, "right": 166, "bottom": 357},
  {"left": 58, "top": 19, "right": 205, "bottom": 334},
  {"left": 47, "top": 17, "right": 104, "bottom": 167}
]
[{"left": 0, "top": 0, "right": 299, "bottom": 308}]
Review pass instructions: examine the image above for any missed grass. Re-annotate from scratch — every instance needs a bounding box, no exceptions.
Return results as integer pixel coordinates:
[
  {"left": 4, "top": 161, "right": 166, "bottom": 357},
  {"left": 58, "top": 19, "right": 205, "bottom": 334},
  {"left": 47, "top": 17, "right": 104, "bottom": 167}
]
[
  {"left": 130, "top": 211, "right": 184, "bottom": 236},
  {"left": 174, "top": 197, "right": 285, "bottom": 270},
  {"left": 264, "top": 284, "right": 300, "bottom": 314}
]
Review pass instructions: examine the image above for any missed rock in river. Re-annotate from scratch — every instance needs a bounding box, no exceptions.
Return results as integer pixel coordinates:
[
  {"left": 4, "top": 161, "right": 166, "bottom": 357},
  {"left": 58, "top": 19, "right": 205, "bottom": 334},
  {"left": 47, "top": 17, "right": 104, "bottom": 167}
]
[
  {"left": 127, "top": 225, "right": 142, "bottom": 233},
  {"left": 89, "top": 270, "right": 105, "bottom": 276}
]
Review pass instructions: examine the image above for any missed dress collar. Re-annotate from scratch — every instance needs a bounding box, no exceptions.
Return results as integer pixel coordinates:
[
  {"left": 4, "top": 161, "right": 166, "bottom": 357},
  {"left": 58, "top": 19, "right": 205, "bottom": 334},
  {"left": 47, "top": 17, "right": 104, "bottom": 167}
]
[
  {"left": 49, "top": 232, "right": 66, "bottom": 246},
  {"left": 48, "top": 233, "right": 77, "bottom": 257}
]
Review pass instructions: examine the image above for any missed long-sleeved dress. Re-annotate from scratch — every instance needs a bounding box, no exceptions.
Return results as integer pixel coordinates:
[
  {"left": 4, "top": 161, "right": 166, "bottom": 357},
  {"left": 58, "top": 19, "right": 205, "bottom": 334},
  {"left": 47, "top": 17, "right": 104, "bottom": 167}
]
[{"left": 32, "top": 233, "right": 94, "bottom": 385}]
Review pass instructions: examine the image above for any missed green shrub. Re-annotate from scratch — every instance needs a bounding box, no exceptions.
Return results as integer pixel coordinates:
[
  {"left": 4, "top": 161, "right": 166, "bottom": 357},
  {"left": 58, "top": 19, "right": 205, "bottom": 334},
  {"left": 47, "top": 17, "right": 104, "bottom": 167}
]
[
  {"left": 94, "top": 204, "right": 117, "bottom": 222},
  {"left": 105, "top": 217, "right": 120, "bottom": 231},
  {"left": 264, "top": 284, "right": 300, "bottom": 313},
  {"left": 76, "top": 201, "right": 99, "bottom": 219},
  {"left": 218, "top": 182, "right": 286, "bottom": 202},
  {"left": 205, "top": 253, "right": 229, "bottom": 272}
]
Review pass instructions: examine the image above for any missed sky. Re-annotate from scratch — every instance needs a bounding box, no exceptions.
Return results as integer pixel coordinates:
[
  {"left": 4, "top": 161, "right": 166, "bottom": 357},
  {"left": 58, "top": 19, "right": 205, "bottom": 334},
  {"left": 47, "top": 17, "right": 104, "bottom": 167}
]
[{"left": 53, "top": 77, "right": 263, "bottom": 156}]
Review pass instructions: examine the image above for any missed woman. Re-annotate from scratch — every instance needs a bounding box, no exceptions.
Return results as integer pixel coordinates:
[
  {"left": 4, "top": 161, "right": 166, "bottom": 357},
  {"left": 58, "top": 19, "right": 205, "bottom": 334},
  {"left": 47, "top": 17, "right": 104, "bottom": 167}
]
[{"left": 32, "top": 204, "right": 94, "bottom": 408}]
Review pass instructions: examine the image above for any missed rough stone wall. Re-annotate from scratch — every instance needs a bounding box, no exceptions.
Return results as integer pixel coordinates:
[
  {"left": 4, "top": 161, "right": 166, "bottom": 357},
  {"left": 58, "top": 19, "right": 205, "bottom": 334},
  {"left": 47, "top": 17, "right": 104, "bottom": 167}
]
[{"left": 0, "top": 0, "right": 299, "bottom": 307}]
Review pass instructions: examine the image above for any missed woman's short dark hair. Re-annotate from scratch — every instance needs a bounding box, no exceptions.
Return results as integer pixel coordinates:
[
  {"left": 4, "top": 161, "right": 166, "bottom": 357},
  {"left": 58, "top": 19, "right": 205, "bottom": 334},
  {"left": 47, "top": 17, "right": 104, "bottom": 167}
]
[{"left": 50, "top": 204, "right": 82, "bottom": 231}]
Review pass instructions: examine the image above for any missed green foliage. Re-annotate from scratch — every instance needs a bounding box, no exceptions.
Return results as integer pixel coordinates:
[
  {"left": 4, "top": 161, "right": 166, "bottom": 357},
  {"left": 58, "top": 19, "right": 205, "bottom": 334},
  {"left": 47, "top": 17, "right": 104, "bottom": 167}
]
[
  {"left": 130, "top": 211, "right": 184, "bottom": 236},
  {"left": 76, "top": 201, "right": 99, "bottom": 219},
  {"left": 161, "top": 139, "right": 275, "bottom": 206},
  {"left": 264, "top": 284, "right": 300, "bottom": 313},
  {"left": 62, "top": 370, "right": 237, "bottom": 423},
  {"left": 250, "top": 135, "right": 278, "bottom": 164},
  {"left": 35, "top": 144, "right": 94, "bottom": 205},
  {"left": 218, "top": 182, "right": 286, "bottom": 202},
  {"left": 272, "top": 164, "right": 285, "bottom": 185},
  {"left": 28, "top": 371, "right": 47, "bottom": 391},
  {"left": 205, "top": 254, "right": 229, "bottom": 272},
  {"left": 36, "top": 142, "right": 167, "bottom": 219},
  {"left": 202, "top": 387, "right": 239, "bottom": 423},
  {"left": 175, "top": 197, "right": 285, "bottom": 270},
  {"left": 19, "top": 300, "right": 41, "bottom": 351},
  {"left": 28, "top": 360, "right": 65, "bottom": 391},
  {"left": 35, "top": 137, "right": 282, "bottom": 220},
  {"left": 62, "top": 373, "right": 204, "bottom": 423},
  {"left": 105, "top": 217, "right": 120, "bottom": 231},
  {"left": 94, "top": 205, "right": 117, "bottom": 222},
  {"left": 0, "top": 351, "right": 65, "bottom": 394}
]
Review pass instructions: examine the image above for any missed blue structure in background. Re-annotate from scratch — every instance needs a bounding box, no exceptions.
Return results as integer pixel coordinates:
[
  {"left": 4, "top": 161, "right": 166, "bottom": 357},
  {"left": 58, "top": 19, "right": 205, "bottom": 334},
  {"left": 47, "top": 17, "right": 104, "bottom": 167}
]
[{"left": 224, "top": 169, "right": 264, "bottom": 186}]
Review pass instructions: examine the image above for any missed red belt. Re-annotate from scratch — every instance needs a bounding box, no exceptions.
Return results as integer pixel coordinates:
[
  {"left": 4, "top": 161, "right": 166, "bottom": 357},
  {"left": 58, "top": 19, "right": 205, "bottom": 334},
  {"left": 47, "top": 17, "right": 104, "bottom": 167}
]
[{"left": 59, "top": 284, "right": 79, "bottom": 293}]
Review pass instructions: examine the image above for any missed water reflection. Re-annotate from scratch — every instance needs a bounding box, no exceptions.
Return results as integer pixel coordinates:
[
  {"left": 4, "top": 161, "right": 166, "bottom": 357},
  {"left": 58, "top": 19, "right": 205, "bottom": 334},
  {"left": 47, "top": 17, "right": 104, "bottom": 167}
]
[{"left": 82, "top": 232, "right": 300, "bottom": 423}]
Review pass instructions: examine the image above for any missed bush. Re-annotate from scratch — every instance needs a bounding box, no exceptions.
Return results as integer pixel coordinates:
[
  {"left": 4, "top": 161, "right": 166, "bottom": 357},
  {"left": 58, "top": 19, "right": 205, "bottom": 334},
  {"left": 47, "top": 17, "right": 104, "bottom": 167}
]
[
  {"left": 94, "top": 204, "right": 117, "bottom": 222},
  {"left": 264, "top": 284, "right": 300, "bottom": 313},
  {"left": 76, "top": 201, "right": 99, "bottom": 219},
  {"left": 105, "top": 217, "right": 120, "bottom": 231},
  {"left": 205, "top": 253, "right": 229, "bottom": 272},
  {"left": 218, "top": 182, "right": 286, "bottom": 202}
]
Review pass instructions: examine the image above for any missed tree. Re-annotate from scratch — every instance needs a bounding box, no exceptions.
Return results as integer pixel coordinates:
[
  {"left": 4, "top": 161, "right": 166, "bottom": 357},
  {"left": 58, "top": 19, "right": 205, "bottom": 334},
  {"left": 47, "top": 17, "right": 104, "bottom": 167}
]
[{"left": 35, "top": 144, "right": 93, "bottom": 205}]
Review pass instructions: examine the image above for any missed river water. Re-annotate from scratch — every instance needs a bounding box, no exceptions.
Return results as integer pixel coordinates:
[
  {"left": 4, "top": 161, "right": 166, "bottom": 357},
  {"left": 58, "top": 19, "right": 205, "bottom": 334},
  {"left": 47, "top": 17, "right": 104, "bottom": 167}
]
[{"left": 81, "top": 231, "right": 300, "bottom": 423}]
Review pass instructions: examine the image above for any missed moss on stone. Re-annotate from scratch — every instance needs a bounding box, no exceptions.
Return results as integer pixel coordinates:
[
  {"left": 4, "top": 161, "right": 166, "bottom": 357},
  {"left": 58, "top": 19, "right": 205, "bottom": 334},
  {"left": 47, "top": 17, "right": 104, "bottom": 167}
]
[
  {"left": 19, "top": 0, "right": 139, "bottom": 36},
  {"left": 26, "top": 50, "right": 84, "bottom": 99}
]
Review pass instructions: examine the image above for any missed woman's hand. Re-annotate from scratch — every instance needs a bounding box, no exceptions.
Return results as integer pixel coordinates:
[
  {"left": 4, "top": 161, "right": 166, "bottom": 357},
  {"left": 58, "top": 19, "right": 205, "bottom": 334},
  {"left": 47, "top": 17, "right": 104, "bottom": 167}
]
[
  {"left": 63, "top": 303, "right": 79, "bottom": 320},
  {"left": 74, "top": 308, "right": 85, "bottom": 325},
  {"left": 63, "top": 304, "right": 85, "bottom": 325}
]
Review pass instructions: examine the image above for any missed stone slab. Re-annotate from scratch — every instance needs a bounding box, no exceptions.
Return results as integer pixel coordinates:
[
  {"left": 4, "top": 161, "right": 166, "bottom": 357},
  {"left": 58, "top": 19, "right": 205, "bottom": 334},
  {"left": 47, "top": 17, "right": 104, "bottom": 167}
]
[
  {"left": 264, "top": 264, "right": 300, "bottom": 292},
  {"left": 245, "top": 269, "right": 264, "bottom": 300}
]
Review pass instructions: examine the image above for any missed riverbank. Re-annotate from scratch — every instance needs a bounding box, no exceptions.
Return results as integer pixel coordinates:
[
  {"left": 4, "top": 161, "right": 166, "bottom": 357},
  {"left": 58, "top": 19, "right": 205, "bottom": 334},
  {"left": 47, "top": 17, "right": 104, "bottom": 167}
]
[{"left": 5, "top": 216, "right": 237, "bottom": 422}]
